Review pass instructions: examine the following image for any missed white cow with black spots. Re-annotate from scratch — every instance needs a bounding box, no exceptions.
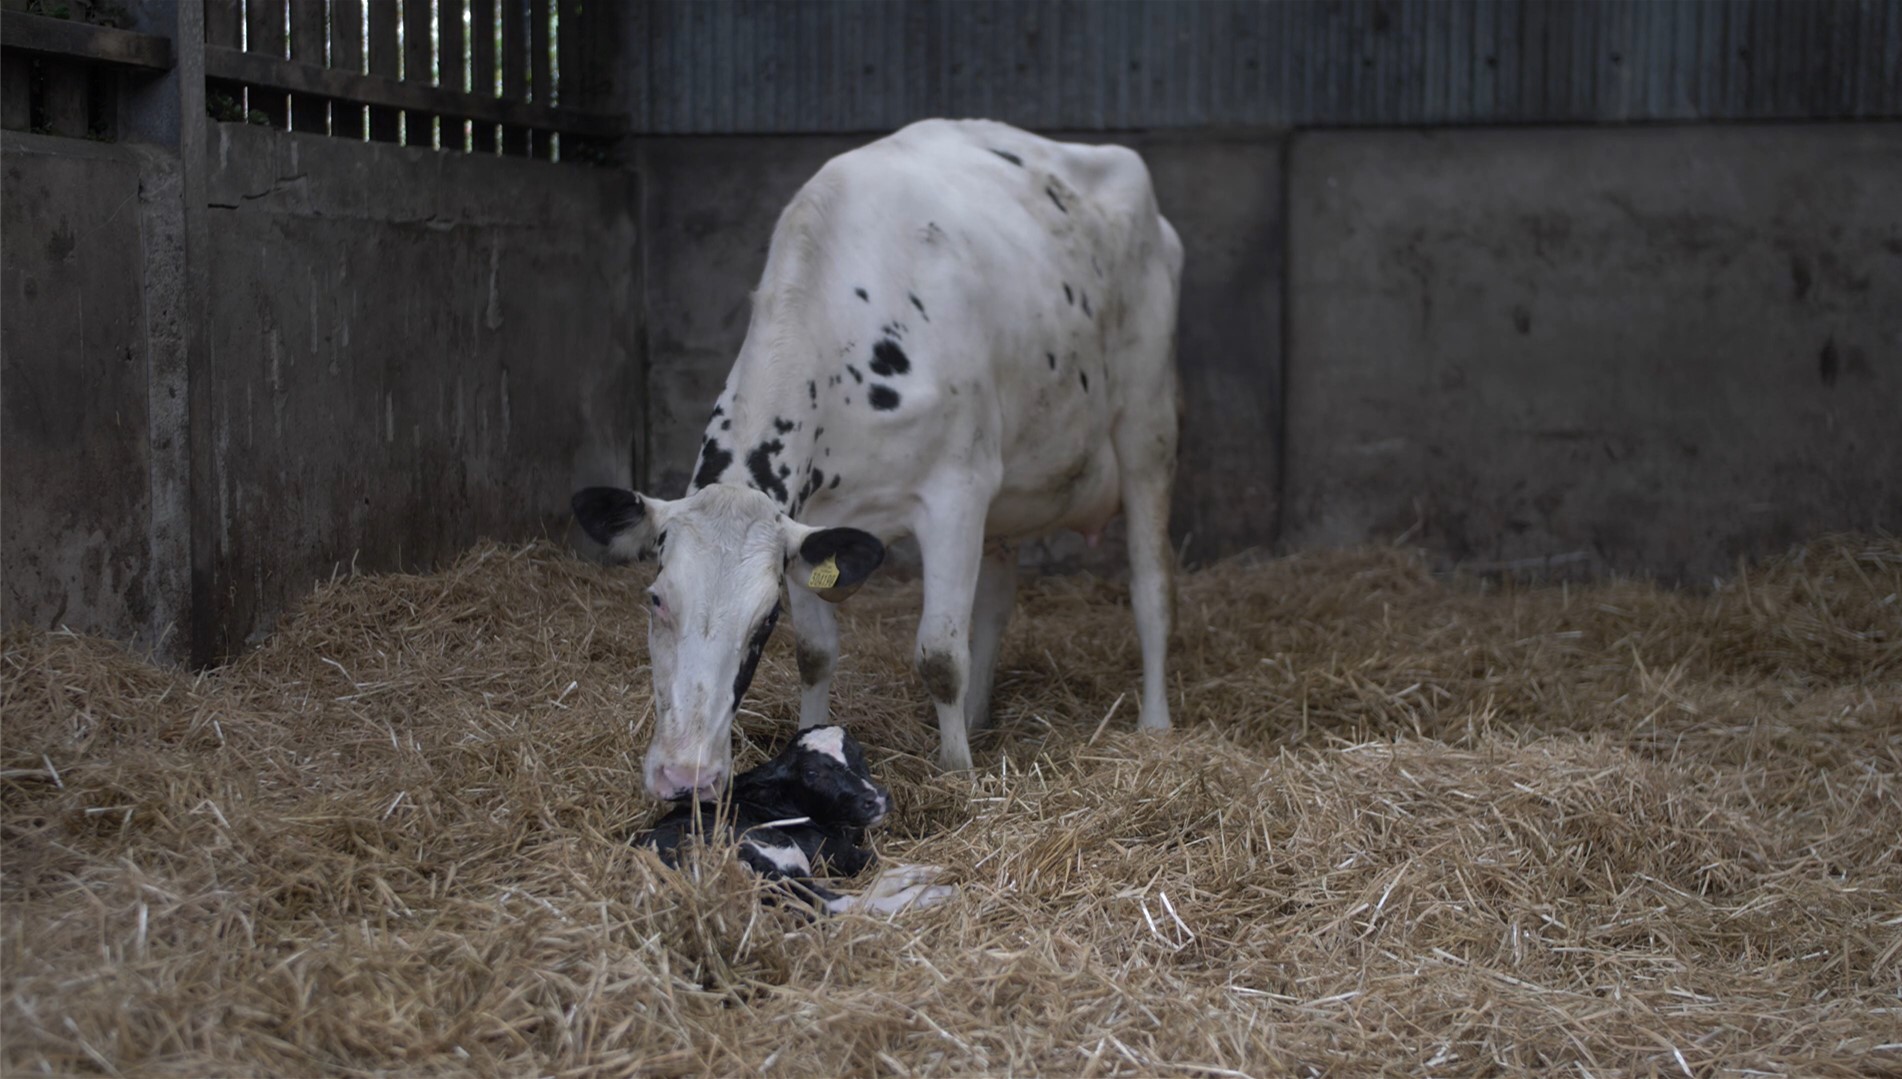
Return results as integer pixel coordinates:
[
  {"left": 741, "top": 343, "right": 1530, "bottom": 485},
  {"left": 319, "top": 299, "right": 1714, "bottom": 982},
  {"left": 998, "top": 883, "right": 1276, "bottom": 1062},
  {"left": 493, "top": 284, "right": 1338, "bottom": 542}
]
[{"left": 574, "top": 118, "right": 1183, "bottom": 801}]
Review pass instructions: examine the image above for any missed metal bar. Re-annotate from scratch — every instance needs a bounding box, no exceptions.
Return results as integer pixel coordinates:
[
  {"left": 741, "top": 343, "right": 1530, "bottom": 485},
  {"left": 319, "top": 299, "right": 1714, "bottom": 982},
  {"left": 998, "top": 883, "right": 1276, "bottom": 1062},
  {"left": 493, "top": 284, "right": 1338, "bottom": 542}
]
[
  {"left": 246, "top": 0, "right": 290, "bottom": 126},
  {"left": 203, "top": 43, "right": 623, "bottom": 135},
  {"left": 288, "top": 0, "right": 328, "bottom": 131},
  {"left": 331, "top": 0, "right": 364, "bottom": 137},
  {"left": 1, "top": 10, "right": 174, "bottom": 69},
  {"left": 367, "top": 0, "right": 399, "bottom": 140},
  {"left": 470, "top": 0, "right": 495, "bottom": 149},
  {"left": 403, "top": 0, "right": 434, "bottom": 146}
]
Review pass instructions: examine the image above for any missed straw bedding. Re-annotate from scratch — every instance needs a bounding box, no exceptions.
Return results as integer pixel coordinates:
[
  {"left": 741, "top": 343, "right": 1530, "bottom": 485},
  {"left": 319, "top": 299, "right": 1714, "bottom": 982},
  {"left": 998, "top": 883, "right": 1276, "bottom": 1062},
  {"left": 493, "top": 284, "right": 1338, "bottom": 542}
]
[{"left": 4, "top": 535, "right": 1898, "bottom": 1077}]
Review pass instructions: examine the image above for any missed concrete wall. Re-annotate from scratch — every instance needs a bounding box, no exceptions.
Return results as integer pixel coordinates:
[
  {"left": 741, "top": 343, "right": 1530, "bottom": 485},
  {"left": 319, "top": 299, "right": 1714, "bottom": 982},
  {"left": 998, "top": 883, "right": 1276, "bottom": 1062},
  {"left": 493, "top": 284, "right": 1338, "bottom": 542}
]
[
  {"left": 2, "top": 134, "right": 187, "bottom": 651},
  {"left": 1285, "top": 122, "right": 1902, "bottom": 580},
  {"left": 634, "top": 131, "right": 1283, "bottom": 569},
  {"left": 197, "top": 125, "right": 640, "bottom": 652},
  {"left": 2, "top": 124, "right": 641, "bottom": 658}
]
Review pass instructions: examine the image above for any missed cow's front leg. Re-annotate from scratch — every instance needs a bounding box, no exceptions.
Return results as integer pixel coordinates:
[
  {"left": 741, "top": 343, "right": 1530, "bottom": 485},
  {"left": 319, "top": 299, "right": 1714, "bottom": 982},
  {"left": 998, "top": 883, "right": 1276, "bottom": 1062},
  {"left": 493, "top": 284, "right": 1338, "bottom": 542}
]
[
  {"left": 788, "top": 584, "right": 839, "bottom": 730},
  {"left": 912, "top": 498, "right": 989, "bottom": 772}
]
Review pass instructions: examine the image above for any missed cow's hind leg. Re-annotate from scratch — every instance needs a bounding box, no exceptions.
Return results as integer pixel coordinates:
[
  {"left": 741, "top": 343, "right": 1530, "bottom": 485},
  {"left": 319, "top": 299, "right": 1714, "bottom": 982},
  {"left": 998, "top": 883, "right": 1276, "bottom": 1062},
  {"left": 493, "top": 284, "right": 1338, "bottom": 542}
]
[
  {"left": 964, "top": 546, "right": 1018, "bottom": 732},
  {"left": 788, "top": 584, "right": 840, "bottom": 730},
  {"left": 912, "top": 494, "right": 990, "bottom": 771}
]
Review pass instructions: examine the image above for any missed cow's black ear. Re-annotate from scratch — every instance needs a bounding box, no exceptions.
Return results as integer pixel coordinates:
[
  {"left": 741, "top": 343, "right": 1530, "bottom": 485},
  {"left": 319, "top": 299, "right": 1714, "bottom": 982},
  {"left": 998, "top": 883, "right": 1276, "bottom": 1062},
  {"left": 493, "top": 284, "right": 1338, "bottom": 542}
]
[
  {"left": 572, "top": 487, "right": 659, "bottom": 561},
  {"left": 794, "top": 527, "right": 885, "bottom": 603}
]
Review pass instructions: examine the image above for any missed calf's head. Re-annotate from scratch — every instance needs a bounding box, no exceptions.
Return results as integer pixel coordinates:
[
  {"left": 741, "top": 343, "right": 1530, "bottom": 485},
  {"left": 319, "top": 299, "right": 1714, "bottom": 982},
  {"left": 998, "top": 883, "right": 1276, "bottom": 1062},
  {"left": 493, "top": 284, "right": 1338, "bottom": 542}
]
[
  {"left": 755, "top": 725, "right": 892, "bottom": 826},
  {"left": 572, "top": 483, "right": 884, "bottom": 801}
]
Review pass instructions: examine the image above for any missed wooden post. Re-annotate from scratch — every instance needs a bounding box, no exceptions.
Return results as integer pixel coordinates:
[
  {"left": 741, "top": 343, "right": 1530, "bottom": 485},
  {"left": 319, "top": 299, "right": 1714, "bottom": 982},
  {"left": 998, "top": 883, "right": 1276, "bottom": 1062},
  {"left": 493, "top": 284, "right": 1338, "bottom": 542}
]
[
  {"left": 470, "top": 0, "right": 496, "bottom": 151},
  {"left": 439, "top": 0, "right": 466, "bottom": 150},
  {"left": 529, "top": 0, "right": 550, "bottom": 157},
  {"left": 367, "top": 0, "right": 399, "bottom": 141},
  {"left": 288, "top": 0, "right": 330, "bottom": 132},
  {"left": 331, "top": 0, "right": 365, "bottom": 138},
  {"left": 500, "top": 0, "right": 526, "bottom": 154},
  {"left": 245, "top": 0, "right": 289, "bottom": 126},
  {"left": 403, "top": 0, "right": 435, "bottom": 147}
]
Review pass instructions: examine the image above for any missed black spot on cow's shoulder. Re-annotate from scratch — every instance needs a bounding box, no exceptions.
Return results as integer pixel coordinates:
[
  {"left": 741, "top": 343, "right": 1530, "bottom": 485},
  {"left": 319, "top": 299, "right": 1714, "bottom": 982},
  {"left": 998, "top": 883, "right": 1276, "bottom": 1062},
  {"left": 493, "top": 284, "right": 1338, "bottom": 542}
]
[
  {"left": 797, "top": 467, "right": 826, "bottom": 508},
  {"left": 720, "top": 419, "right": 732, "bottom": 431},
  {"left": 814, "top": 427, "right": 825, "bottom": 439},
  {"left": 709, "top": 404, "right": 725, "bottom": 420},
  {"left": 868, "top": 385, "right": 901, "bottom": 411},
  {"left": 880, "top": 321, "right": 908, "bottom": 340},
  {"left": 828, "top": 472, "right": 840, "bottom": 489},
  {"left": 991, "top": 148, "right": 1023, "bottom": 166},
  {"left": 909, "top": 292, "right": 930, "bottom": 321},
  {"left": 1046, "top": 352, "right": 1057, "bottom": 370},
  {"left": 747, "top": 439, "right": 789, "bottom": 504},
  {"left": 846, "top": 364, "right": 864, "bottom": 384},
  {"left": 773, "top": 416, "right": 795, "bottom": 434},
  {"left": 869, "top": 339, "right": 911, "bottom": 378},
  {"left": 855, "top": 287, "right": 869, "bottom": 302},
  {"left": 692, "top": 438, "right": 733, "bottom": 491},
  {"left": 1080, "top": 292, "right": 1092, "bottom": 317},
  {"left": 1063, "top": 283, "right": 1073, "bottom": 305},
  {"left": 807, "top": 380, "right": 818, "bottom": 405},
  {"left": 1079, "top": 370, "right": 1090, "bottom": 392}
]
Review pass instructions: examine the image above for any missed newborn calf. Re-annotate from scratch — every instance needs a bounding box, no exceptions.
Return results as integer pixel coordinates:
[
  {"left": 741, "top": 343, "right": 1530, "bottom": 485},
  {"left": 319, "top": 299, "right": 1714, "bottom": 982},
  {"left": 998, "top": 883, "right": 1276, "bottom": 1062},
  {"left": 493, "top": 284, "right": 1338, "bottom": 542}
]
[{"left": 638, "top": 725, "right": 952, "bottom": 915}]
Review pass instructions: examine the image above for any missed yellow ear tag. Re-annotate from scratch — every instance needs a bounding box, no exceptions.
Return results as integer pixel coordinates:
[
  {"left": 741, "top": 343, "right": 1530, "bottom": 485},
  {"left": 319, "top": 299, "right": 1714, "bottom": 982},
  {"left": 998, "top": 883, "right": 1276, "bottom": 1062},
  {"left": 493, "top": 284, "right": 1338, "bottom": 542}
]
[{"left": 807, "top": 555, "right": 841, "bottom": 590}]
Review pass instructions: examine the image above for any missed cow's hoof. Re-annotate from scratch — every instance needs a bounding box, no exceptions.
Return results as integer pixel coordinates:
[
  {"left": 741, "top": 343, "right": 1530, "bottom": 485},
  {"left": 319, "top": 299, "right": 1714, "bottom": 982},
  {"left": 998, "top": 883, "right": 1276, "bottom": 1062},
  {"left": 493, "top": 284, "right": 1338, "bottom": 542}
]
[
  {"left": 937, "top": 747, "right": 974, "bottom": 772},
  {"left": 867, "top": 863, "right": 947, "bottom": 898}
]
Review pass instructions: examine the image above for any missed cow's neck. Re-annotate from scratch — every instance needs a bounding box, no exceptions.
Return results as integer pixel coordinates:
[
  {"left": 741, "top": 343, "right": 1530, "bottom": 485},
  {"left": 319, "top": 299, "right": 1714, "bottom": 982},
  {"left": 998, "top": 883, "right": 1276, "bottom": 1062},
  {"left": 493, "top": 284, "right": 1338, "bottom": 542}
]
[{"left": 690, "top": 387, "right": 822, "bottom": 515}]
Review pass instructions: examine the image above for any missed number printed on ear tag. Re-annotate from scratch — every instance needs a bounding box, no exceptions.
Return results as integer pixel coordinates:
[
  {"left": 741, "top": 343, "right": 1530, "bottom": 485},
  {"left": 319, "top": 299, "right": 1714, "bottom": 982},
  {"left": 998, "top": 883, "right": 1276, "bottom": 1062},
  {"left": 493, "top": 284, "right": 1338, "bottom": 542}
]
[{"left": 807, "top": 555, "right": 841, "bottom": 590}]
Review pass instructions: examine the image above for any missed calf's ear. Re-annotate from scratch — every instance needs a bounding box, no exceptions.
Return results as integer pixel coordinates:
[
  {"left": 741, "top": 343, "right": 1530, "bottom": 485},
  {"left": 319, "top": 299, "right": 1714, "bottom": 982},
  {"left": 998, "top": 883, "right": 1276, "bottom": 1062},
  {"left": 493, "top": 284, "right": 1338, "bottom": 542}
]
[
  {"left": 785, "top": 524, "right": 885, "bottom": 603},
  {"left": 572, "top": 487, "right": 667, "bottom": 562}
]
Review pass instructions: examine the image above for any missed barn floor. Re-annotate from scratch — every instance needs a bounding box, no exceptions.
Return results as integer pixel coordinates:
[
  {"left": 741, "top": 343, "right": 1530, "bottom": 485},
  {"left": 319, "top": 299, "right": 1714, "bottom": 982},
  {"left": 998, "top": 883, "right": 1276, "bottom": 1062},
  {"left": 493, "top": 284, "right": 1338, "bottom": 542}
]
[{"left": 4, "top": 537, "right": 1899, "bottom": 1077}]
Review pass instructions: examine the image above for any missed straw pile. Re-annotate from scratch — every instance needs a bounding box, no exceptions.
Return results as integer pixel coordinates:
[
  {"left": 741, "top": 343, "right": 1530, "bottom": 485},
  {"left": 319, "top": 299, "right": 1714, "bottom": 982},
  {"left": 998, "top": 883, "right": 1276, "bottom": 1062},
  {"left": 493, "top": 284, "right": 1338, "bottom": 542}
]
[{"left": 4, "top": 535, "right": 1899, "bottom": 1077}]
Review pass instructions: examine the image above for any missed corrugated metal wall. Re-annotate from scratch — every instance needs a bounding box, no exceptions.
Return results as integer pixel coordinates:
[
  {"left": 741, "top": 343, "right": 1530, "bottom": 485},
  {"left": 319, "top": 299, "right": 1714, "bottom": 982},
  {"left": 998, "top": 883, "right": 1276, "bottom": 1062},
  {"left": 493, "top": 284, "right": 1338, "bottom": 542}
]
[{"left": 628, "top": 0, "right": 1901, "bottom": 133}]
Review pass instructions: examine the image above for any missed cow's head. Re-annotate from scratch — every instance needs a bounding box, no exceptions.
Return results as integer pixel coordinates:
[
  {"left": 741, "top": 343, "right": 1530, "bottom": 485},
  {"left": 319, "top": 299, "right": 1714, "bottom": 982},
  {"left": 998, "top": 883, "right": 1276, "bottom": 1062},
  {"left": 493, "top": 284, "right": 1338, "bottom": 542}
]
[
  {"left": 746, "top": 725, "right": 892, "bottom": 827},
  {"left": 571, "top": 483, "right": 884, "bottom": 801}
]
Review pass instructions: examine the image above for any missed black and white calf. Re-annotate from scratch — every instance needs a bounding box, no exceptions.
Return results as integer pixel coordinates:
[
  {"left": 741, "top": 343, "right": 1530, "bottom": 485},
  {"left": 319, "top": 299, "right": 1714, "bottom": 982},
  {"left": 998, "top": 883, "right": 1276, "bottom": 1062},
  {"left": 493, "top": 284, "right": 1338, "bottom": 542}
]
[
  {"left": 576, "top": 118, "right": 1183, "bottom": 800},
  {"left": 637, "top": 725, "right": 953, "bottom": 915}
]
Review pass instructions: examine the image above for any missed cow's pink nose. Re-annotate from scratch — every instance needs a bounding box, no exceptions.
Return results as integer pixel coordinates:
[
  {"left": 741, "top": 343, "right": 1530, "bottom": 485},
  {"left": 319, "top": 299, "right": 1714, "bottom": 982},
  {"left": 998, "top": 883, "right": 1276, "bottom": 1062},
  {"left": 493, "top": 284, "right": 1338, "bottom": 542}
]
[{"left": 656, "top": 762, "right": 724, "bottom": 802}]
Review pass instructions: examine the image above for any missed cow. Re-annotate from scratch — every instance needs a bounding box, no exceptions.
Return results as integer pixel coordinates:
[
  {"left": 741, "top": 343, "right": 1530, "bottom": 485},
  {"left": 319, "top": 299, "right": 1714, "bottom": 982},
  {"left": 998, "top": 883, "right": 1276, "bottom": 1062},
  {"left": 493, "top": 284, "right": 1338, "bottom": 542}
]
[
  {"left": 573, "top": 118, "right": 1183, "bottom": 801},
  {"left": 637, "top": 724, "right": 952, "bottom": 915}
]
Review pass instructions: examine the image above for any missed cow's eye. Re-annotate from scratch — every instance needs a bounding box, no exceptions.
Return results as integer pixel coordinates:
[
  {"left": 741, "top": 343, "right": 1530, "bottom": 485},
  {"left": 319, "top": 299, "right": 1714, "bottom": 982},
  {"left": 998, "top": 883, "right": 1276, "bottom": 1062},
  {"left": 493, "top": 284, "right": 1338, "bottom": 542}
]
[
  {"left": 803, "top": 767, "right": 819, "bottom": 783},
  {"left": 648, "top": 591, "right": 665, "bottom": 613}
]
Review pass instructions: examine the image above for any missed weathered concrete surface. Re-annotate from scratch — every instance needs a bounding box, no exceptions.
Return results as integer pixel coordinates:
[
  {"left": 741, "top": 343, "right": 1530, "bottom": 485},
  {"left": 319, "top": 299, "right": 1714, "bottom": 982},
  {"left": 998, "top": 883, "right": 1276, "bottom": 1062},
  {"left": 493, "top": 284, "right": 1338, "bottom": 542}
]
[
  {"left": 200, "top": 124, "right": 640, "bottom": 653},
  {"left": 1286, "top": 123, "right": 1902, "bottom": 580},
  {"left": 2, "top": 133, "right": 186, "bottom": 651},
  {"left": 636, "top": 131, "right": 1282, "bottom": 570}
]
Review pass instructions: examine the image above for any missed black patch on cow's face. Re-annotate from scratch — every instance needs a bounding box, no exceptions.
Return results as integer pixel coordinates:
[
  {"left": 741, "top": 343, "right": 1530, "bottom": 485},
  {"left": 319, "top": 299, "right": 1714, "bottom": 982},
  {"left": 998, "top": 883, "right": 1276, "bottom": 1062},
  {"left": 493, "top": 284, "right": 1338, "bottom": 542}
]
[
  {"left": 846, "top": 364, "right": 863, "bottom": 384},
  {"left": 908, "top": 293, "right": 929, "bottom": 321},
  {"left": 571, "top": 487, "right": 644, "bottom": 547},
  {"left": 1080, "top": 292, "right": 1092, "bottom": 317},
  {"left": 654, "top": 529, "right": 668, "bottom": 555},
  {"left": 1063, "top": 283, "right": 1073, "bottom": 305},
  {"left": 1046, "top": 352, "right": 1057, "bottom": 370},
  {"left": 692, "top": 438, "right": 733, "bottom": 491},
  {"left": 855, "top": 287, "right": 869, "bottom": 302},
  {"left": 868, "top": 385, "right": 901, "bottom": 411},
  {"left": 730, "top": 601, "right": 782, "bottom": 713},
  {"left": 1046, "top": 186, "right": 1067, "bottom": 213},
  {"left": 788, "top": 730, "right": 890, "bottom": 826},
  {"left": 991, "top": 148, "right": 1023, "bottom": 166},
  {"left": 1079, "top": 370, "right": 1090, "bottom": 392},
  {"left": 709, "top": 404, "right": 725, "bottom": 420},
  {"left": 773, "top": 416, "right": 795, "bottom": 435},
  {"left": 869, "top": 339, "right": 910, "bottom": 378},
  {"left": 747, "top": 439, "right": 789, "bottom": 504}
]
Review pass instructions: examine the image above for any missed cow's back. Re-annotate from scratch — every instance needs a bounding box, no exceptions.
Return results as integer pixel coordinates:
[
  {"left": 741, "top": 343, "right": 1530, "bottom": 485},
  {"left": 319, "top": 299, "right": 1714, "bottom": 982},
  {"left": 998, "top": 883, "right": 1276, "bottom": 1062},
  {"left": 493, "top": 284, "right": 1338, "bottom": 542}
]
[{"left": 726, "top": 119, "right": 1181, "bottom": 543}]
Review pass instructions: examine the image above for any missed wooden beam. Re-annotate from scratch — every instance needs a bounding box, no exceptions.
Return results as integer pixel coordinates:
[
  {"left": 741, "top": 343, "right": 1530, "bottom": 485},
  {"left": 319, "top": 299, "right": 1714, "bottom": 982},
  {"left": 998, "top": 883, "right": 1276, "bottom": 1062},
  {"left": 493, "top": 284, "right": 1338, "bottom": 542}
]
[
  {"left": 0, "top": 10, "right": 173, "bottom": 71},
  {"left": 203, "top": 45, "right": 624, "bottom": 137}
]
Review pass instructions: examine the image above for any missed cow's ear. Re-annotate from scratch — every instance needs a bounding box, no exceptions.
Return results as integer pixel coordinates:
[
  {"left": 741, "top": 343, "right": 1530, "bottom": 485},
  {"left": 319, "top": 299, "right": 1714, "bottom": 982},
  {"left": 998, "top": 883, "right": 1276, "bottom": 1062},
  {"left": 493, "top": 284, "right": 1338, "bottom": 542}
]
[
  {"left": 785, "top": 524, "right": 885, "bottom": 603},
  {"left": 572, "top": 487, "right": 666, "bottom": 562}
]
